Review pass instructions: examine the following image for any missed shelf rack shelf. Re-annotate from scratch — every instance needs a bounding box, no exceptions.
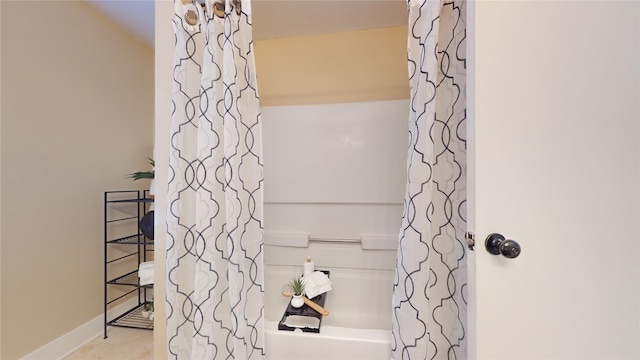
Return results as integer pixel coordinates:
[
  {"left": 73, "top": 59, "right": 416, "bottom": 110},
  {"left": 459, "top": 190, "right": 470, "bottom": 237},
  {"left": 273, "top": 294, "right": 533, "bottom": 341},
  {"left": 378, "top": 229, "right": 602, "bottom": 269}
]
[
  {"left": 104, "top": 190, "right": 154, "bottom": 338},
  {"left": 107, "top": 270, "right": 154, "bottom": 288},
  {"left": 106, "top": 302, "right": 154, "bottom": 330}
]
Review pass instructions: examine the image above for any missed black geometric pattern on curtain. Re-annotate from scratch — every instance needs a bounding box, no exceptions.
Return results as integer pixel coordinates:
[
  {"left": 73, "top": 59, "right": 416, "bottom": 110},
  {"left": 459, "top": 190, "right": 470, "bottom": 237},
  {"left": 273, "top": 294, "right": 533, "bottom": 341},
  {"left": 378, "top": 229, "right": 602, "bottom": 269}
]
[
  {"left": 392, "top": 0, "right": 467, "bottom": 359},
  {"left": 166, "top": 0, "right": 265, "bottom": 359}
]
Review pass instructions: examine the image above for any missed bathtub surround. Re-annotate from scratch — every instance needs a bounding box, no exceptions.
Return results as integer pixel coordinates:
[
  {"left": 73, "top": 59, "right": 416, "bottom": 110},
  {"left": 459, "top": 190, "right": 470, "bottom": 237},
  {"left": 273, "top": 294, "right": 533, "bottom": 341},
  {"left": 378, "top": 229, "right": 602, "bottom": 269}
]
[
  {"left": 392, "top": 0, "right": 468, "bottom": 359},
  {"left": 166, "top": 0, "right": 265, "bottom": 358},
  {"left": 261, "top": 100, "right": 407, "bottom": 333}
]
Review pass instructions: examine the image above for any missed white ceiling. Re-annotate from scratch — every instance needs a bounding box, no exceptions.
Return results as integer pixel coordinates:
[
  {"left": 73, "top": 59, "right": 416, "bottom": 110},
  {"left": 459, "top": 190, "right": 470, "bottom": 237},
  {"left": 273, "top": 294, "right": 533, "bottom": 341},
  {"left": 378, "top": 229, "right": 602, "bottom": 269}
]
[
  {"left": 85, "top": 0, "right": 156, "bottom": 46},
  {"left": 84, "top": 0, "right": 407, "bottom": 48}
]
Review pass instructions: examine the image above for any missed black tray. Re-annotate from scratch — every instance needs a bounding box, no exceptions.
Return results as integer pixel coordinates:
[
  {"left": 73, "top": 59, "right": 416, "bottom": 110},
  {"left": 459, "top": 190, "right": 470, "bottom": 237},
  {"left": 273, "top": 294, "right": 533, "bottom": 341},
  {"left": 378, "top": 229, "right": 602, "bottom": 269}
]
[{"left": 277, "top": 270, "right": 329, "bottom": 333}]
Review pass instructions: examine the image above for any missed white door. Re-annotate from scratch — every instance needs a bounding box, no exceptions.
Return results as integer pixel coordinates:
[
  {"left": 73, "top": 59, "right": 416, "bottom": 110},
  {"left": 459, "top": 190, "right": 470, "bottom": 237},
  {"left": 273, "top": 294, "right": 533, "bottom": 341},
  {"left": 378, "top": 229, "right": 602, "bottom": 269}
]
[{"left": 472, "top": 1, "right": 639, "bottom": 359}]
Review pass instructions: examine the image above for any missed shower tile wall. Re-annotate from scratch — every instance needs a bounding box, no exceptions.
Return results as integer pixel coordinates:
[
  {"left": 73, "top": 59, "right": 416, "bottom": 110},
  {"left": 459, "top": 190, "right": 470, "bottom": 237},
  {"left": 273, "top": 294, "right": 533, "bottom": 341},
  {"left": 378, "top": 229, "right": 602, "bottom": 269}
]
[{"left": 262, "top": 100, "right": 409, "bottom": 330}]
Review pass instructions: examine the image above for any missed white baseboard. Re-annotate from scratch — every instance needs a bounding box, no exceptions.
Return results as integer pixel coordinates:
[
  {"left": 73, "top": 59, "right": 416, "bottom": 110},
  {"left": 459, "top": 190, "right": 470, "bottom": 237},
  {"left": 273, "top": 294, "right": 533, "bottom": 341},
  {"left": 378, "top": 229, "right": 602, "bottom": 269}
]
[{"left": 20, "top": 297, "right": 141, "bottom": 360}]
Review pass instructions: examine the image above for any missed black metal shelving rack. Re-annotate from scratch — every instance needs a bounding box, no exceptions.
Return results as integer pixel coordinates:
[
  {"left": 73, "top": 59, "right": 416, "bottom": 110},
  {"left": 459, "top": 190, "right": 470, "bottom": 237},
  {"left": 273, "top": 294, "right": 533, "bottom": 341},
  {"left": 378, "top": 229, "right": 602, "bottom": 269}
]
[{"left": 104, "top": 190, "right": 154, "bottom": 338}]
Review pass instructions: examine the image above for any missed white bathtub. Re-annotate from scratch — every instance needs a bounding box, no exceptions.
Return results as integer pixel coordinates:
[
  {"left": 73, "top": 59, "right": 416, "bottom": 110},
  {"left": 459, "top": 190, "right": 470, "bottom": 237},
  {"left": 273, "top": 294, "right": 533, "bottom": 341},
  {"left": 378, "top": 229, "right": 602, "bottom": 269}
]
[{"left": 265, "top": 320, "right": 392, "bottom": 360}]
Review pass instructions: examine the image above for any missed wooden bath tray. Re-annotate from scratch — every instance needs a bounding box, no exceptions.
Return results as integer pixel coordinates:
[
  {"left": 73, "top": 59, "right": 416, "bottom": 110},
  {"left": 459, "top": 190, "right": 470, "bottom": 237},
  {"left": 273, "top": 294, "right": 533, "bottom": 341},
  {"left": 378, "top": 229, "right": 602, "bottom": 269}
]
[{"left": 278, "top": 270, "right": 329, "bottom": 333}]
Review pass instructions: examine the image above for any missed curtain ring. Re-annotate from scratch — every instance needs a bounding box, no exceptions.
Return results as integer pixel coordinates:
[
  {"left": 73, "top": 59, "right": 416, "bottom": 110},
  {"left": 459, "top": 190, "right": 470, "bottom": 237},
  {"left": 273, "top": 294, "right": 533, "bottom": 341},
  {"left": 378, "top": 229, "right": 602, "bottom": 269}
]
[
  {"left": 212, "top": 0, "right": 241, "bottom": 18},
  {"left": 213, "top": 2, "right": 225, "bottom": 18},
  {"left": 181, "top": 0, "right": 203, "bottom": 26},
  {"left": 184, "top": 9, "right": 199, "bottom": 25}
]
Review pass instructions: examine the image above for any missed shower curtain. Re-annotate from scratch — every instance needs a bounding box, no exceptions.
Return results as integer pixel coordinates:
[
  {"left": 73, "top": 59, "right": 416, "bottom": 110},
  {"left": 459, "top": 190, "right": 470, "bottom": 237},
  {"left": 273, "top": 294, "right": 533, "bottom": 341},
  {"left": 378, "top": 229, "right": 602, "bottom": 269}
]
[
  {"left": 166, "top": 0, "right": 264, "bottom": 359},
  {"left": 392, "top": 0, "right": 467, "bottom": 359}
]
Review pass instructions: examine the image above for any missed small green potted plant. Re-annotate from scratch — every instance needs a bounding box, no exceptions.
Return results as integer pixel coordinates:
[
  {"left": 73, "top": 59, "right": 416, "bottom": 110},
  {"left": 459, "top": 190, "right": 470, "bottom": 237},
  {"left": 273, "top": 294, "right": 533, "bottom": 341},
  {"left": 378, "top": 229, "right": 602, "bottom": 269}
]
[
  {"left": 289, "top": 276, "right": 305, "bottom": 308},
  {"left": 141, "top": 298, "right": 154, "bottom": 320},
  {"left": 127, "top": 158, "right": 155, "bottom": 181},
  {"left": 127, "top": 157, "right": 155, "bottom": 199},
  {"left": 127, "top": 158, "right": 155, "bottom": 239}
]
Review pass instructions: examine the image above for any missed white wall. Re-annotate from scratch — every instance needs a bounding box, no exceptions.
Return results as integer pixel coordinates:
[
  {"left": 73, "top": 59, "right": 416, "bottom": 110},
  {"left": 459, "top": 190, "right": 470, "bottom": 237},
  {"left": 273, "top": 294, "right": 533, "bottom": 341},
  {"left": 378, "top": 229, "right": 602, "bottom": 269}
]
[
  {"left": 474, "top": 1, "right": 640, "bottom": 358},
  {"left": 262, "top": 100, "right": 408, "bottom": 329}
]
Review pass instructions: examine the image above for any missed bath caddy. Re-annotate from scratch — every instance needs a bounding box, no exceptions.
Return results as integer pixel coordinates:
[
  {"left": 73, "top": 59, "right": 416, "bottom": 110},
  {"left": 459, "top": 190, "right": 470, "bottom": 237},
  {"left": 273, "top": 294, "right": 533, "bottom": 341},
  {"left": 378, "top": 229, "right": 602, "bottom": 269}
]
[
  {"left": 104, "top": 190, "right": 154, "bottom": 338},
  {"left": 278, "top": 270, "right": 330, "bottom": 333}
]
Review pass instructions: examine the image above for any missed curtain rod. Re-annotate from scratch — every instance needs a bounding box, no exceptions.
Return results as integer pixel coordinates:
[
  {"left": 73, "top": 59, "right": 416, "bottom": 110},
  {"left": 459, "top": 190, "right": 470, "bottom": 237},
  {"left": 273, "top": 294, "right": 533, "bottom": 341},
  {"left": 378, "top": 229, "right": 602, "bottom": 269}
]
[
  {"left": 181, "top": 0, "right": 240, "bottom": 7},
  {"left": 180, "top": 0, "right": 241, "bottom": 15},
  {"left": 181, "top": 0, "right": 204, "bottom": 5}
]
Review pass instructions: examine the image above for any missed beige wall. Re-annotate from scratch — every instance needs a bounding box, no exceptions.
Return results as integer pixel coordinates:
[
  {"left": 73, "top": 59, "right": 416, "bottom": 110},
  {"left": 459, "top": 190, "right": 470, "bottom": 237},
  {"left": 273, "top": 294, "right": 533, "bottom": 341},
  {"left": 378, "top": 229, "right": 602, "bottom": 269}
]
[
  {"left": 1, "top": 1, "right": 154, "bottom": 358},
  {"left": 153, "top": 3, "right": 408, "bottom": 355},
  {"left": 153, "top": 1, "right": 173, "bottom": 358},
  {"left": 255, "top": 25, "right": 409, "bottom": 106},
  {"left": 0, "top": 2, "right": 3, "bottom": 357}
]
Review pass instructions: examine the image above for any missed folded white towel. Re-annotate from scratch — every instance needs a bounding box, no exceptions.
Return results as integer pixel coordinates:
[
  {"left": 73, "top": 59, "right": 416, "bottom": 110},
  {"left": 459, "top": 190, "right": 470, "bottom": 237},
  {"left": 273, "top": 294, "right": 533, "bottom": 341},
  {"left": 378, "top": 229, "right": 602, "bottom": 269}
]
[
  {"left": 303, "top": 271, "right": 332, "bottom": 299},
  {"left": 138, "top": 261, "right": 154, "bottom": 286},
  {"left": 284, "top": 315, "right": 320, "bottom": 329}
]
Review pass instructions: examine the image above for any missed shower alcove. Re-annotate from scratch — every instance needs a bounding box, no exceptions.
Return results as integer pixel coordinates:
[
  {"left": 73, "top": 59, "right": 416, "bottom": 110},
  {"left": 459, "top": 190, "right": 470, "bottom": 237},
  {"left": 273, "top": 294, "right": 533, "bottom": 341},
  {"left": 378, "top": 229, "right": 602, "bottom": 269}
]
[
  {"left": 262, "top": 99, "right": 408, "bottom": 332},
  {"left": 153, "top": 4, "right": 410, "bottom": 355}
]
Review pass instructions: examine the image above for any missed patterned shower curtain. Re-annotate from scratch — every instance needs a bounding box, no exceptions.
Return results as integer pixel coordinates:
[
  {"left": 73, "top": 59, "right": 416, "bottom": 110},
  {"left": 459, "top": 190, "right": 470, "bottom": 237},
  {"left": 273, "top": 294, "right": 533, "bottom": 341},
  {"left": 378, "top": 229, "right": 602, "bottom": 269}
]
[
  {"left": 392, "top": 0, "right": 467, "bottom": 359},
  {"left": 166, "top": 0, "right": 264, "bottom": 358}
]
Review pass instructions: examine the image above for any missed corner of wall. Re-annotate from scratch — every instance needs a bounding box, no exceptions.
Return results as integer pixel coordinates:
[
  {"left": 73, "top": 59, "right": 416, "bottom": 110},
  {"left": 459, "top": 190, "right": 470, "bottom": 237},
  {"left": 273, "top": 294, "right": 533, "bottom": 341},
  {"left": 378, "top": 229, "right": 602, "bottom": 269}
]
[
  {"left": 153, "top": 0, "right": 173, "bottom": 358},
  {"left": 0, "top": 0, "right": 3, "bottom": 356}
]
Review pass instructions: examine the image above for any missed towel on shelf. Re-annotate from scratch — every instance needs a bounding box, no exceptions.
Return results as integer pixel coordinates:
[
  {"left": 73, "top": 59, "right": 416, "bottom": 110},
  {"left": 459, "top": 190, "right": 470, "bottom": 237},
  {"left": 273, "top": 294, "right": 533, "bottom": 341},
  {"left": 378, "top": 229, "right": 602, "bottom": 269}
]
[
  {"left": 303, "top": 271, "right": 332, "bottom": 299},
  {"left": 283, "top": 315, "right": 320, "bottom": 329},
  {"left": 138, "top": 261, "right": 154, "bottom": 286}
]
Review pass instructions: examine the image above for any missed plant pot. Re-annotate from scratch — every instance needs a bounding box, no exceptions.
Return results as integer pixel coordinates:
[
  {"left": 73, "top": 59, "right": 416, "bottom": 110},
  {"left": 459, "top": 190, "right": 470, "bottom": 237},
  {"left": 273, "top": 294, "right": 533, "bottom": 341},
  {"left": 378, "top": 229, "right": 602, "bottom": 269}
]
[
  {"left": 149, "top": 179, "right": 156, "bottom": 200},
  {"left": 141, "top": 309, "right": 151, "bottom": 319},
  {"left": 290, "top": 295, "right": 304, "bottom": 308}
]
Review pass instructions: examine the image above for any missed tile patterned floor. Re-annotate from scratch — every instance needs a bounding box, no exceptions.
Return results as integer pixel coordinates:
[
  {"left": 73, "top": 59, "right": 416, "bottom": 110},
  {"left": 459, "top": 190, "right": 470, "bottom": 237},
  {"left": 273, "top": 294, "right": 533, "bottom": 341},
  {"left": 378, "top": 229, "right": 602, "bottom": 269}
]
[{"left": 64, "top": 327, "right": 153, "bottom": 360}]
